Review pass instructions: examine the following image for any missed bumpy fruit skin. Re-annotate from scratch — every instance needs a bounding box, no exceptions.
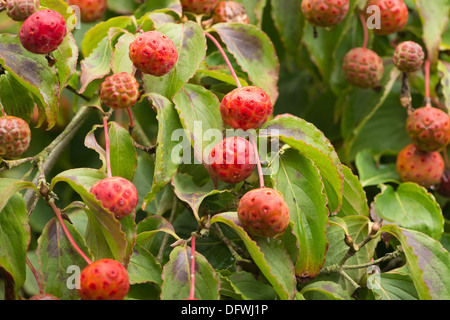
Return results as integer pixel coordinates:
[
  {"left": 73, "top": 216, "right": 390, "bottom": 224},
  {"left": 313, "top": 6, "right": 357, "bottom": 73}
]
[
  {"left": 90, "top": 176, "right": 138, "bottom": 219},
  {"left": 67, "top": 0, "right": 107, "bottom": 23},
  {"left": 364, "top": 0, "right": 408, "bottom": 35},
  {"left": 100, "top": 72, "right": 140, "bottom": 109},
  {"left": 393, "top": 41, "right": 425, "bottom": 73},
  {"left": 180, "top": 0, "right": 219, "bottom": 15},
  {"left": 78, "top": 259, "right": 129, "bottom": 300},
  {"left": 212, "top": 1, "right": 249, "bottom": 24},
  {"left": 5, "top": 0, "right": 40, "bottom": 21},
  {"left": 301, "top": 0, "right": 349, "bottom": 27},
  {"left": 0, "top": 116, "right": 31, "bottom": 159},
  {"left": 19, "top": 9, "right": 67, "bottom": 54},
  {"left": 396, "top": 143, "right": 444, "bottom": 189},
  {"left": 220, "top": 86, "right": 273, "bottom": 131},
  {"left": 129, "top": 31, "right": 178, "bottom": 77},
  {"left": 406, "top": 106, "right": 450, "bottom": 152},
  {"left": 237, "top": 188, "right": 290, "bottom": 238},
  {"left": 343, "top": 47, "right": 384, "bottom": 89},
  {"left": 209, "top": 136, "right": 256, "bottom": 184}
]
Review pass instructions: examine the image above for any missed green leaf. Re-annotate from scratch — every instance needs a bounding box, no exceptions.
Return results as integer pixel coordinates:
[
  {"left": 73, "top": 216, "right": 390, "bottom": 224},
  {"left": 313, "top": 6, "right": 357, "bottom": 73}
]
[
  {"left": 224, "top": 270, "right": 277, "bottom": 300},
  {"left": 300, "top": 281, "right": 353, "bottom": 300},
  {"left": 108, "top": 121, "right": 138, "bottom": 181},
  {"left": 336, "top": 165, "right": 369, "bottom": 217},
  {"left": 173, "top": 83, "right": 223, "bottom": 161},
  {"left": 269, "top": 148, "right": 329, "bottom": 281},
  {"left": 370, "top": 270, "right": 419, "bottom": 300},
  {"left": 372, "top": 183, "right": 444, "bottom": 240},
  {"left": 0, "top": 34, "right": 60, "bottom": 129},
  {"left": 127, "top": 243, "right": 163, "bottom": 285},
  {"left": 211, "top": 22, "right": 280, "bottom": 103},
  {"left": 0, "top": 71, "right": 35, "bottom": 122},
  {"left": 142, "top": 21, "right": 207, "bottom": 99},
  {"left": 111, "top": 32, "right": 136, "bottom": 74},
  {"left": 37, "top": 218, "right": 92, "bottom": 300},
  {"left": 261, "top": 114, "right": 343, "bottom": 215},
  {"left": 0, "top": 193, "right": 30, "bottom": 296},
  {"left": 323, "top": 215, "right": 378, "bottom": 291},
  {"left": 50, "top": 168, "right": 130, "bottom": 263},
  {"left": 413, "top": 0, "right": 449, "bottom": 67},
  {"left": 141, "top": 94, "right": 182, "bottom": 209},
  {"left": 160, "top": 245, "right": 220, "bottom": 300},
  {"left": 0, "top": 179, "right": 38, "bottom": 214},
  {"left": 355, "top": 149, "right": 400, "bottom": 187},
  {"left": 81, "top": 16, "right": 134, "bottom": 58},
  {"left": 210, "top": 212, "right": 297, "bottom": 300},
  {"left": 136, "top": 215, "right": 180, "bottom": 248},
  {"left": 381, "top": 225, "right": 450, "bottom": 300},
  {"left": 53, "top": 32, "right": 79, "bottom": 92},
  {"left": 134, "top": 0, "right": 182, "bottom": 19},
  {"left": 79, "top": 36, "right": 113, "bottom": 94}
]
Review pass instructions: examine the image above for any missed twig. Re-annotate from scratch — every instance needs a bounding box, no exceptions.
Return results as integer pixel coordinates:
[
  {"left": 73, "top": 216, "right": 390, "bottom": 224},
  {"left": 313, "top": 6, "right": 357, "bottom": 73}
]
[
  {"left": 103, "top": 116, "right": 112, "bottom": 178},
  {"left": 26, "top": 256, "right": 43, "bottom": 294}
]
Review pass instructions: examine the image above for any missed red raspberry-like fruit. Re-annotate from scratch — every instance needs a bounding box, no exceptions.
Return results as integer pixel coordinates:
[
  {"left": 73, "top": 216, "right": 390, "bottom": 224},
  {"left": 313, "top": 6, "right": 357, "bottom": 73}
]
[
  {"left": 0, "top": 116, "right": 31, "bottom": 159},
  {"left": 237, "top": 187, "right": 290, "bottom": 238},
  {"left": 129, "top": 31, "right": 178, "bottom": 77},
  {"left": 28, "top": 293, "right": 60, "bottom": 300},
  {"left": 406, "top": 106, "right": 450, "bottom": 152},
  {"left": 393, "top": 41, "right": 425, "bottom": 73},
  {"left": 90, "top": 176, "right": 138, "bottom": 219},
  {"left": 396, "top": 143, "right": 444, "bottom": 189},
  {"left": 343, "top": 47, "right": 384, "bottom": 89},
  {"left": 364, "top": 0, "right": 408, "bottom": 35},
  {"left": 301, "top": 0, "right": 349, "bottom": 27},
  {"left": 67, "top": 0, "right": 107, "bottom": 23},
  {"left": 180, "top": 0, "right": 219, "bottom": 15},
  {"left": 208, "top": 136, "right": 256, "bottom": 184},
  {"left": 100, "top": 72, "right": 140, "bottom": 109},
  {"left": 438, "top": 170, "right": 450, "bottom": 198},
  {"left": 19, "top": 9, "right": 67, "bottom": 54},
  {"left": 78, "top": 259, "right": 129, "bottom": 300},
  {"left": 4, "top": 0, "right": 39, "bottom": 21},
  {"left": 220, "top": 86, "right": 273, "bottom": 131},
  {"left": 212, "top": 1, "right": 249, "bottom": 24}
]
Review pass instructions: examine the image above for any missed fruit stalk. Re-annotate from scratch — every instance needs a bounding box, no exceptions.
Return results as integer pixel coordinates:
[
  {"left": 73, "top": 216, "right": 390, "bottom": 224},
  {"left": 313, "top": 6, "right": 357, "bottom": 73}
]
[
  {"left": 204, "top": 31, "right": 242, "bottom": 88},
  {"left": 424, "top": 59, "right": 431, "bottom": 107},
  {"left": 26, "top": 256, "right": 43, "bottom": 294},
  {"left": 249, "top": 133, "right": 264, "bottom": 188},
  {"left": 358, "top": 10, "right": 368, "bottom": 49},
  {"left": 49, "top": 200, "right": 93, "bottom": 265},
  {"left": 103, "top": 116, "right": 112, "bottom": 178}
]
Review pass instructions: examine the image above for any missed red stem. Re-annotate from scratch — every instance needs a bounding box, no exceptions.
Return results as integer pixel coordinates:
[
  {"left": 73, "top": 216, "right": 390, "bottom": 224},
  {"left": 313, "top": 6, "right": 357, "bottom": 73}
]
[
  {"left": 204, "top": 31, "right": 242, "bottom": 88},
  {"left": 49, "top": 201, "right": 93, "bottom": 265},
  {"left": 126, "top": 107, "right": 135, "bottom": 131},
  {"left": 359, "top": 11, "right": 369, "bottom": 49},
  {"left": 424, "top": 59, "right": 431, "bottom": 107},
  {"left": 26, "top": 256, "right": 43, "bottom": 294},
  {"left": 103, "top": 117, "right": 112, "bottom": 178},
  {"left": 249, "top": 134, "right": 264, "bottom": 189},
  {"left": 189, "top": 234, "right": 196, "bottom": 300}
]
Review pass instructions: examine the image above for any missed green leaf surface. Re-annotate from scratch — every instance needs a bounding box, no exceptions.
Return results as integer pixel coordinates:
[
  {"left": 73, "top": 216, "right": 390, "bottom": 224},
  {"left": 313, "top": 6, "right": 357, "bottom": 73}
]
[
  {"left": 269, "top": 148, "right": 329, "bottom": 280},
  {"left": 224, "top": 270, "right": 277, "bottom": 300},
  {"left": 337, "top": 165, "right": 369, "bottom": 217},
  {"left": 381, "top": 225, "right": 450, "bottom": 300},
  {"left": 127, "top": 243, "right": 163, "bottom": 285},
  {"left": 0, "top": 71, "right": 35, "bottom": 122},
  {"left": 142, "top": 21, "right": 207, "bottom": 99},
  {"left": 261, "top": 114, "right": 343, "bottom": 215},
  {"left": 372, "top": 183, "right": 444, "bottom": 240},
  {"left": 108, "top": 121, "right": 138, "bottom": 181},
  {"left": 141, "top": 93, "right": 182, "bottom": 209},
  {"left": 211, "top": 212, "right": 297, "bottom": 300},
  {"left": 211, "top": 22, "right": 280, "bottom": 103},
  {"left": 355, "top": 149, "right": 400, "bottom": 187},
  {"left": 300, "top": 281, "right": 353, "bottom": 300},
  {"left": 0, "top": 34, "right": 61, "bottom": 129},
  {"left": 0, "top": 193, "right": 30, "bottom": 296},
  {"left": 0, "top": 178, "right": 38, "bottom": 214},
  {"left": 37, "top": 218, "right": 91, "bottom": 300},
  {"left": 160, "top": 245, "right": 220, "bottom": 300}
]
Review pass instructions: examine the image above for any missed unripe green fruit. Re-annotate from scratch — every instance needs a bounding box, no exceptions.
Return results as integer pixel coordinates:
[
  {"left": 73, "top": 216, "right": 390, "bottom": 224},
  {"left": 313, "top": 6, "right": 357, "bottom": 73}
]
[
  {"left": 301, "top": 0, "right": 349, "bottom": 27},
  {"left": 5, "top": 0, "right": 39, "bottom": 21},
  {"left": 393, "top": 41, "right": 425, "bottom": 73},
  {"left": 0, "top": 115, "right": 31, "bottom": 159},
  {"left": 100, "top": 72, "right": 140, "bottom": 109},
  {"left": 342, "top": 47, "right": 384, "bottom": 89}
]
